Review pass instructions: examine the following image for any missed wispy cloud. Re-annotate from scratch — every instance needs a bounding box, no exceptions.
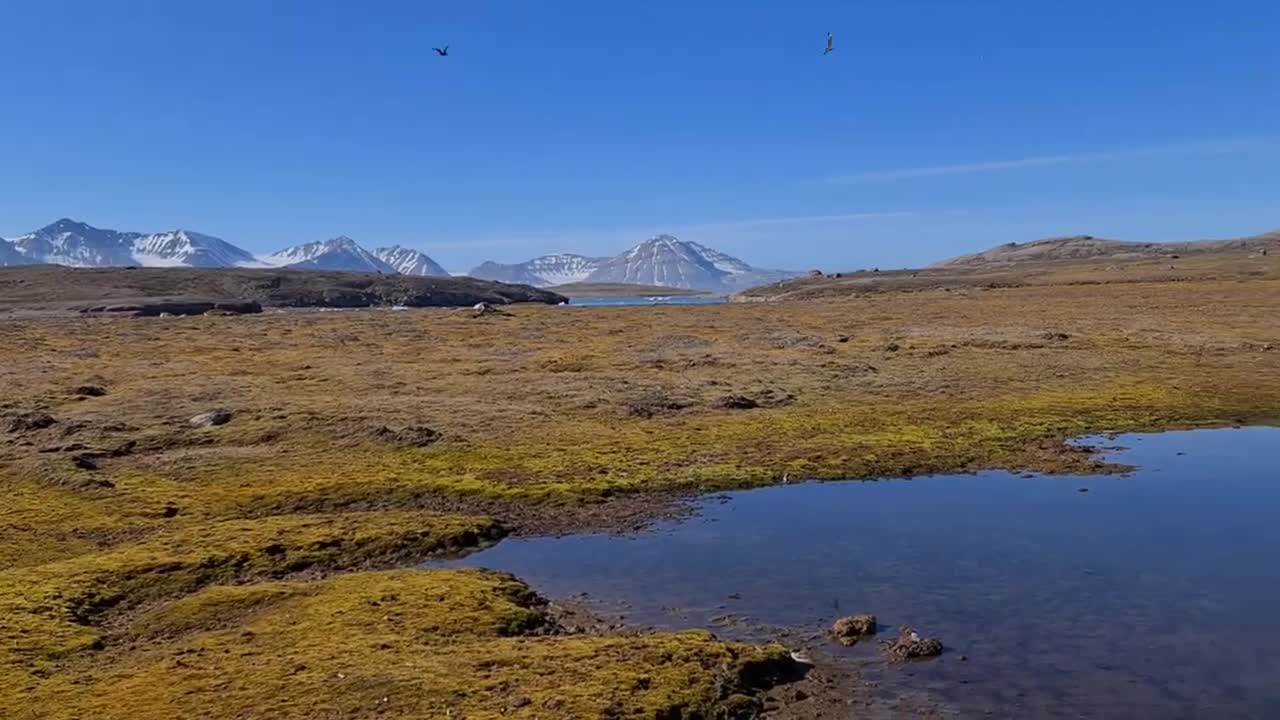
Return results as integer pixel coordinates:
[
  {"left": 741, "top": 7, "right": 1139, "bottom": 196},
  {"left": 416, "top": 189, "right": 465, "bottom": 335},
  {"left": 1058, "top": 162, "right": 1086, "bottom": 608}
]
[
  {"left": 828, "top": 138, "right": 1264, "bottom": 184},
  {"left": 677, "top": 210, "right": 915, "bottom": 232}
]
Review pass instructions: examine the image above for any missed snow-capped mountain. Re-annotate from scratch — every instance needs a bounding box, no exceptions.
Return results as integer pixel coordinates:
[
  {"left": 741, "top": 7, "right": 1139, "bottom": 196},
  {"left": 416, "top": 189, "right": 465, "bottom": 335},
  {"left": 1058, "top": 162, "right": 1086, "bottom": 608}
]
[
  {"left": 265, "top": 236, "right": 396, "bottom": 273},
  {"left": 1, "top": 219, "right": 263, "bottom": 269},
  {"left": 132, "top": 230, "right": 262, "bottom": 268},
  {"left": 9, "top": 218, "right": 142, "bottom": 267},
  {"left": 471, "top": 235, "right": 798, "bottom": 292},
  {"left": 373, "top": 245, "right": 449, "bottom": 277},
  {"left": 0, "top": 220, "right": 450, "bottom": 276},
  {"left": 586, "top": 235, "right": 741, "bottom": 290},
  {"left": 468, "top": 254, "right": 605, "bottom": 286}
]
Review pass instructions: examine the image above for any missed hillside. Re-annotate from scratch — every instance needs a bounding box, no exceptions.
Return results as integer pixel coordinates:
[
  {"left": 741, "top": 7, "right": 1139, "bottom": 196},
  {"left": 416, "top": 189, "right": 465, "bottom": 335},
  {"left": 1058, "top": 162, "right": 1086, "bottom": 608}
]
[
  {"left": 737, "top": 246, "right": 1280, "bottom": 302},
  {"left": 0, "top": 266, "right": 565, "bottom": 315},
  {"left": 935, "top": 231, "right": 1278, "bottom": 267}
]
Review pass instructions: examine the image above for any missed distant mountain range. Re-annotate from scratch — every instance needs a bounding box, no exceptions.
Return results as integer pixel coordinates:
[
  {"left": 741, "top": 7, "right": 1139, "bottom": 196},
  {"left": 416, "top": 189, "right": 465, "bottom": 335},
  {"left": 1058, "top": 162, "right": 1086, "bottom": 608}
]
[
  {"left": 1, "top": 221, "right": 800, "bottom": 293},
  {"left": 935, "top": 232, "right": 1279, "bottom": 267},
  {"left": 470, "top": 235, "right": 800, "bottom": 292},
  {"left": 0, "top": 219, "right": 449, "bottom": 277}
]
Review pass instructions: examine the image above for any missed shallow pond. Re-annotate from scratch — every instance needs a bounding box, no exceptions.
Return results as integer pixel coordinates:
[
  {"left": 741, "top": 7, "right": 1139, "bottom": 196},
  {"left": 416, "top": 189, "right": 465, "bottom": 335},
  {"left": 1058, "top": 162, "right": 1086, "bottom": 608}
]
[
  {"left": 566, "top": 295, "right": 727, "bottom": 307},
  {"left": 433, "top": 428, "right": 1280, "bottom": 718}
]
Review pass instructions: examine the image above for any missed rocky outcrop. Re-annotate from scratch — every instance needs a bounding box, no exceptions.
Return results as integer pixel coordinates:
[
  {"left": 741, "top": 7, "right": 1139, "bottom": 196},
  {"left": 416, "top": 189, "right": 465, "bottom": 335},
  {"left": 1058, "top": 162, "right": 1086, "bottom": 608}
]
[
  {"left": 80, "top": 301, "right": 263, "bottom": 317},
  {"left": 0, "top": 266, "right": 566, "bottom": 315}
]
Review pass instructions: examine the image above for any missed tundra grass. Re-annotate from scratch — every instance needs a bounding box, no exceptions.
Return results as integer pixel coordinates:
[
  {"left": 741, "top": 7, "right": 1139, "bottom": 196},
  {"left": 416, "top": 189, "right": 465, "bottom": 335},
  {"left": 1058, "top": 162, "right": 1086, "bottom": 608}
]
[{"left": 1, "top": 265, "right": 1277, "bottom": 717}]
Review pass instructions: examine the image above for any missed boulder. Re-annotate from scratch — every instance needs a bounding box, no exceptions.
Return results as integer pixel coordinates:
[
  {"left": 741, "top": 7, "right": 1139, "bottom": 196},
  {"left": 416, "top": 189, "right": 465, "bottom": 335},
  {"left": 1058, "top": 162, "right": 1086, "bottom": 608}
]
[
  {"left": 714, "top": 394, "right": 760, "bottom": 410},
  {"left": 831, "top": 614, "right": 877, "bottom": 645},
  {"left": 74, "top": 384, "right": 108, "bottom": 397}
]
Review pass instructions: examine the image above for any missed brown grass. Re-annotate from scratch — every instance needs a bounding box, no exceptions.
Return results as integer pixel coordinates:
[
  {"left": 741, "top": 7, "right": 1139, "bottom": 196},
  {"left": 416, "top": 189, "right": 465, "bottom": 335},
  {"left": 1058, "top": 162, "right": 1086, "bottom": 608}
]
[{"left": 1, "top": 255, "right": 1278, "bottom": 717}]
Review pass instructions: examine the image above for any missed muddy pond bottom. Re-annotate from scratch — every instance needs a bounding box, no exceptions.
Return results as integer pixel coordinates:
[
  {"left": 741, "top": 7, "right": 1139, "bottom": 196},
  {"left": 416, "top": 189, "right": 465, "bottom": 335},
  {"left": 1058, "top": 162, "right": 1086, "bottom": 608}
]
[{"left": 432, "top": 428, "right": 1280, "bottom": 719}]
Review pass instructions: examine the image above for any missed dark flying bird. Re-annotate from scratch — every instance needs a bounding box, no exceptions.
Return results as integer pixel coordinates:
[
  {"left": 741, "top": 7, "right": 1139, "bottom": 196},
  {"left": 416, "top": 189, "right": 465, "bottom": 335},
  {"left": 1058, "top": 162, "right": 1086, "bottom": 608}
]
[
  {"left": 433, "top": 46, "right": 449, "bottom": 57},
  {"left": 823, "top": 32, "right": 834, "bottom": 55}
]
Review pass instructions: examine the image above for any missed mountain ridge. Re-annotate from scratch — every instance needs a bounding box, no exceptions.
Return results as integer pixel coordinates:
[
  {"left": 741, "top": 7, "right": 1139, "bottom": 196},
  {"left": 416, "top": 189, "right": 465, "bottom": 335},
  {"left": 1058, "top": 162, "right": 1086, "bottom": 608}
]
[{"left": 1, "top": 219, "right": 449, "bottom": 277}]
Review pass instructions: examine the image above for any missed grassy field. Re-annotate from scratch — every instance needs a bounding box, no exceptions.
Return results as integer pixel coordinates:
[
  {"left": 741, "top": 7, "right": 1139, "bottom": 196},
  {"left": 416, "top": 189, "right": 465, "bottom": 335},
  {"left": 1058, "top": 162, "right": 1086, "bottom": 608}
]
[{"left": 2, "top": 252, "right": 1278, "bottom": 717}]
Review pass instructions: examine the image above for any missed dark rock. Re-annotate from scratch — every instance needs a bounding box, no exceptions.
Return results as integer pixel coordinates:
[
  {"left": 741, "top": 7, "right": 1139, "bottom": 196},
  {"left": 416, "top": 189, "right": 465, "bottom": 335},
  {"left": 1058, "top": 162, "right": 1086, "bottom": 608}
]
[
  {"left": 882, "top": 627, "right": 943, "bottom": 661},
  {"left": 884, "top": 342, "right": 901, "bottom": 352},
  {"left": 188, "top": 409, "right": 233, "bottom": 428},
  {"left": 835, "top": 335, "right": 851, "bottom": 343},
  {"left": 1041, "top": 331, "right": 1071, "bottom": 342},
  {"left": 831, "top": 614, "right": 878, "bottom": 645},
  {"left": 1077, "top": 487, "right": 1090, "bottom": 493},
  {"left": 72, "top": 454, "right": 99, "bottom": 471},
  {"left": 162, "top": 503, "right": 180, "bottom": 518},
  {"left": 715, "top": 394, "right": 760, "bottom": 410},
  {"left": 375, "top": 425, "right": 442, "bottom": 448},
  {"left": 73, "top": 385, "right": 108, "bottom": 397},
  {"left": 6, "top": 412, "right": 57, "bottom": 433}
]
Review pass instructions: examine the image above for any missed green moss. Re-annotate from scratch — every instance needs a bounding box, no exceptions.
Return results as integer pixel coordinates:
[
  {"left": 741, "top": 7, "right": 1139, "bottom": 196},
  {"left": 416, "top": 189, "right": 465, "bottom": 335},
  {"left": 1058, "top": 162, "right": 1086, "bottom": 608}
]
[
  {"left": 0, "top": 512, "right": 503, "bottom": 680},
  {"left": 8, "top": 570, "right": 791, "bottom": 720}
]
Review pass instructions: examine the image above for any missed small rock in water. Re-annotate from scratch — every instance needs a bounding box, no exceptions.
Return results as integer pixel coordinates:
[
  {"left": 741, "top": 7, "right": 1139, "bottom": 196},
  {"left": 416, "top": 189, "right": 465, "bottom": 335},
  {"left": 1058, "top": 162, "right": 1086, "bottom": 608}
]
[
  {"left": 882, "top": 626, "right": 943, "bottom": 661},
  {"left": 831, "top": 614, "right": 878, "bottom": 645},
  {"left": 1077, "top": 487, "right": 1090, "bottom": 493},
  {"left": 188, "top": 409, "right": 233, "bottom": 428}
]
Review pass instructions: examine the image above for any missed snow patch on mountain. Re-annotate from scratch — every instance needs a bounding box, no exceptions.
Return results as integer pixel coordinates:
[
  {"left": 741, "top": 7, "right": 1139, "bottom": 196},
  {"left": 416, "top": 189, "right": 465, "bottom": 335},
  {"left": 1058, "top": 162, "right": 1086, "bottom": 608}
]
[{"left": 0, "top": 238, "right": 36, "bottom": 266}]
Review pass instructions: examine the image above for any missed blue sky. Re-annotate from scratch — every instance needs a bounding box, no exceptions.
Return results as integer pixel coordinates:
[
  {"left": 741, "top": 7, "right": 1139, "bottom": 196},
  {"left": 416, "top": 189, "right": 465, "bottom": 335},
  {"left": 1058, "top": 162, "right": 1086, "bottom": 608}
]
[{"left": 3, "top": 0, "right": 1279, "bottom": 272}]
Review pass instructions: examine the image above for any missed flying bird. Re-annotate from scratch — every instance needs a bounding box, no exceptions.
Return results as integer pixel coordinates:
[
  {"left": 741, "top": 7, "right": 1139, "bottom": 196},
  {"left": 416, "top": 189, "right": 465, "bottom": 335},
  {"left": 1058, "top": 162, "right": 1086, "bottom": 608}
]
[
  {"left": 433, "top": 45, "right": 449, "bottom": 57},
  {"left": 823, "top": 32, "right": 834, "bottom": 55}
]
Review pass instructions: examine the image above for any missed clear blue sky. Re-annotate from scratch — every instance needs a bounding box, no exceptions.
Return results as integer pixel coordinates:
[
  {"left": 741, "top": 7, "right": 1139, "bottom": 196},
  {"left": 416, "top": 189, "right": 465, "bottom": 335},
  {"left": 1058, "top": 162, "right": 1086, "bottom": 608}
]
[{"left": 4, "top": 0, "right": 1279, "bottom": 272}]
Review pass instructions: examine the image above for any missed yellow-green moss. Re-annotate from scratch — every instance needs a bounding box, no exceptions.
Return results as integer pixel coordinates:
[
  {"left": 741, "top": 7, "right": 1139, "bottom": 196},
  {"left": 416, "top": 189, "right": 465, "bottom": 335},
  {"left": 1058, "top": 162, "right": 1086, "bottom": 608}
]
[{"left": 9, "top": 569, "right": 789, "bottom": 720}]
